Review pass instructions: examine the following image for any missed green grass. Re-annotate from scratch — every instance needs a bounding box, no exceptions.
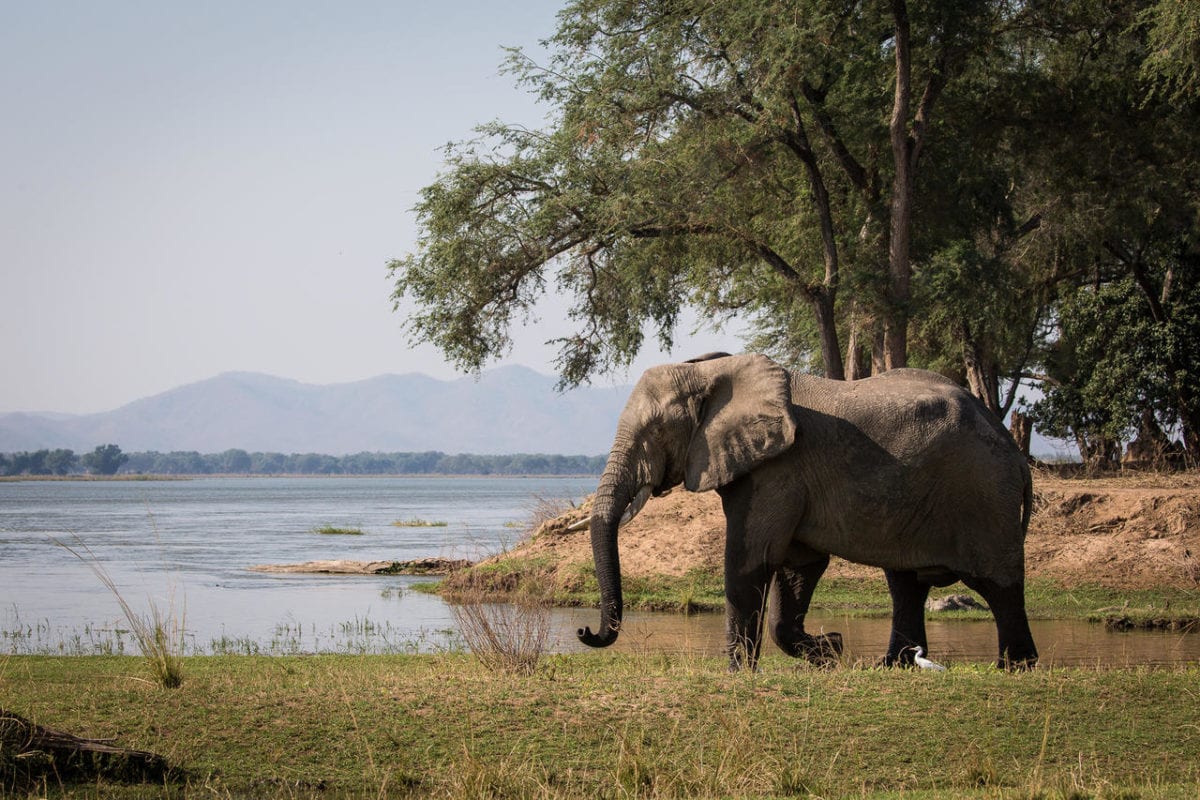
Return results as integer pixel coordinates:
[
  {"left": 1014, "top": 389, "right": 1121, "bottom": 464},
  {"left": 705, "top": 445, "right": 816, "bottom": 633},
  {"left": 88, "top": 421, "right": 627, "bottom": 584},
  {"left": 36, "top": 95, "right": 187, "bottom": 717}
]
[
  {"left": 312, "top": 525, "right": 364, "bottom": 535},
  {"left": 2, "top": 654, "right": 1198, "bottom": 798},
  {"left": 390, "top": 518, "right": 450, "bottom": 528}
]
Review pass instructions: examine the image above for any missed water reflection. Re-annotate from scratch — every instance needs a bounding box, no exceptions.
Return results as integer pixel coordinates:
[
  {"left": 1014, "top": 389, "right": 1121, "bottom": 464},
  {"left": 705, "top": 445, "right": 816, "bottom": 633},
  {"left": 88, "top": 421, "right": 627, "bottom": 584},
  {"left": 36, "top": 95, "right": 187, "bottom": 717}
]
[
  {"left": 548, "top": 608, "right": 1200, "bottom": 667},
  {"left": 4, "top": 572, "right": 1197, "bottom": 665}
]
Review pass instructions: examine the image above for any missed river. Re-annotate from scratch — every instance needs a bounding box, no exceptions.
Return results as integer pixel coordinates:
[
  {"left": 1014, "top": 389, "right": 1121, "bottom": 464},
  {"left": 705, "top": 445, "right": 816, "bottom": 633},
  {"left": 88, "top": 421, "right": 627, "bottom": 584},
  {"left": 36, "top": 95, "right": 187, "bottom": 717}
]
[{"left": 1, "top": 476, "right": 1196, "bottom": 666}]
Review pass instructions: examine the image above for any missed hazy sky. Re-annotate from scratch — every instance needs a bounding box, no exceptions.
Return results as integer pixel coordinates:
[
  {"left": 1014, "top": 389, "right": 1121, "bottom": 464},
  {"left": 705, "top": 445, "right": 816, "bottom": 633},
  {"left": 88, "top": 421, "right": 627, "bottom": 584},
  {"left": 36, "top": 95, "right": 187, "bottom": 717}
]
[{"left": 1, "top": 1, "right": 738, "bottom": 415}]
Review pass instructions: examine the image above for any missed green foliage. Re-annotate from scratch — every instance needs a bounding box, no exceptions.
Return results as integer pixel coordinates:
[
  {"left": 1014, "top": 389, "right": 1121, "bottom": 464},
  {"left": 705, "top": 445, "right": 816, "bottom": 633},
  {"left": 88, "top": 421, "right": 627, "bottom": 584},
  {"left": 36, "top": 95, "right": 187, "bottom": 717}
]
[
  {"left": 313, "top": 526, "right": 364, "bottom": 535},
  {"left": 387, "top": 0, "right": 1200, "bottom": 461},
  {"left": 0, "top": 448, "right": 78, "bottom": 476},
  {"left": 388, "top": 0, "right": 1195, "bottom": 462},
  {"left": 1027, "top": 243, "right": 1200, "bottom": 462},
  {"left": 1140, "top": 0, "right": 1200, "bottom": 101},
  {"left": 81, "top": 443, "right": 129, "bottom": 476},
  {"left": 1030, "top": 280, "right": 1170, "bottom": 462},
  {"left": 389, "top": 0, "right": 1024, "bottom": 383},
  {"left": 112, "top": 449, "right": 606, "bottom": 475}
]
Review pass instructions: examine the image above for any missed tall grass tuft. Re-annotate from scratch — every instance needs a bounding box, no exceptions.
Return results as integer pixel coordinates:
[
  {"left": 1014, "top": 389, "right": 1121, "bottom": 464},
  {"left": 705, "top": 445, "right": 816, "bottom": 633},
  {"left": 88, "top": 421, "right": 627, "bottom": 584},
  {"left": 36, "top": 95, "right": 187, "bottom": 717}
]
[
  {"left": 447, "top": 589, "right": 551, "bottom": 675},
  {"left": 52, "top": 536, "right": 185, "bottom": 688}
]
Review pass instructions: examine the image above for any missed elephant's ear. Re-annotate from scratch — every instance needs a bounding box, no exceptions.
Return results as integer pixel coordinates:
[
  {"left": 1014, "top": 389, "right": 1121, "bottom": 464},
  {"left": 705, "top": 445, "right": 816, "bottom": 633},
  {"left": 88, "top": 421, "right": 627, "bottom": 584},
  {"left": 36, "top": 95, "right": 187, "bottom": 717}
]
[{"left": 684, "top": 354, "right": 797, "bottom": 492}]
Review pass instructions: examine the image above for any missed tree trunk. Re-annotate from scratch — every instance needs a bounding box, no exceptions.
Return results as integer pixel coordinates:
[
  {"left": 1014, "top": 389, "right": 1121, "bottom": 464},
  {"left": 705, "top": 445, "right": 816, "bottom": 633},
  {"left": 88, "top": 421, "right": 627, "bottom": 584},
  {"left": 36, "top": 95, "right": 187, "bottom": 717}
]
[
  {"left": 872, "top": 326, "right": 888, "bottom": 375},
  {"left": 1010, "top": 411, "right": 1033, "bottom": 459},
  {"left": 0, "top": 708, "right": 177, "bottom": 789},
  {"left": 962, "top": 320, "right": 1001, "bottom": 415},
  {"left": 810, "top": 289, "right": 845, "bottom": 380},
  {"left": 786, "top": 103, "right": 844, "bottom": 381},
  {"left": 845, "top": 305, "right": 871, "bottom": 381},
  {"left": 885, "top": 0, "right": 914, "bottom": 371}
]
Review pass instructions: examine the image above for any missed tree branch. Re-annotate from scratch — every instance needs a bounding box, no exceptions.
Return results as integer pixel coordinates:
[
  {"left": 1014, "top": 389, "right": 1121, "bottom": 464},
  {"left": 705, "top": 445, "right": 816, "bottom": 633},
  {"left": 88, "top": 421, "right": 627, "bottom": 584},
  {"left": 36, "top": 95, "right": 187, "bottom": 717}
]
[
  {"left": 786, "top": 93, "right": 840, "bottom": 290},
  {"left": 800, "top": 79, "right": 871, "bottom": 196},
  {"left": 1105, "top": 239, "right": 1168, "bottom": 324}
]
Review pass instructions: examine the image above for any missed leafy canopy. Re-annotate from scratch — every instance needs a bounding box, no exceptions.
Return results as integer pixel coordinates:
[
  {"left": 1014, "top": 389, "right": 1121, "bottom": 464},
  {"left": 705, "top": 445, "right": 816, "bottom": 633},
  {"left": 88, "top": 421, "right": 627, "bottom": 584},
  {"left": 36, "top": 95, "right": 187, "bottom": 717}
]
[{"left": 390, "top": 0, "right": 1010, "bottom": 384}]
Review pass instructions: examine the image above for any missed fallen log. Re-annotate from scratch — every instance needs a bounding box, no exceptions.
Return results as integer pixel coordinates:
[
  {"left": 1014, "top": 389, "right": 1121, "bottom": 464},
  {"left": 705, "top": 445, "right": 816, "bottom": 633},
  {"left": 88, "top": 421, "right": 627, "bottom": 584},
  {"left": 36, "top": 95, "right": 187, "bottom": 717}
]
[{"left": 1, "top": 707, "right": 178, "bottom": 789}]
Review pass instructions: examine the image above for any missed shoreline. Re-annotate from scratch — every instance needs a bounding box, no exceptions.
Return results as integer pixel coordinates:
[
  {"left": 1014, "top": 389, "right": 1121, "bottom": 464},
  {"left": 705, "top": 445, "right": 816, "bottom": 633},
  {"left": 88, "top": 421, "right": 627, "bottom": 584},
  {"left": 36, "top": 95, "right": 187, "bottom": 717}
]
[{"left": 0, "top": 472, "right": 603, "bottom": 482}]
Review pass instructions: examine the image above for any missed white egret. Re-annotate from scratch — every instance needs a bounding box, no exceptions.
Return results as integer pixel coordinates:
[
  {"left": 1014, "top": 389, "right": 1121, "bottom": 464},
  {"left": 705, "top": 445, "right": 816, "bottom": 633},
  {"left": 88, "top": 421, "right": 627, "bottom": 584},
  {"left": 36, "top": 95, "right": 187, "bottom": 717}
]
[{"left": 912, "top": 645, "right": 947, "bottom": 671}]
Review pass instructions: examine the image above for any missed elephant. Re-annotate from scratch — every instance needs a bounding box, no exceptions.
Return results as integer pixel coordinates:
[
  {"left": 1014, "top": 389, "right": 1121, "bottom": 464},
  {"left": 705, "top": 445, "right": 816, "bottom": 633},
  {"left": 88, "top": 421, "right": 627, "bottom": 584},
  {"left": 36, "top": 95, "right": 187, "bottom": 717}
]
[{"left": 577, "top": 352, "right": 1037, "bottom": 671}]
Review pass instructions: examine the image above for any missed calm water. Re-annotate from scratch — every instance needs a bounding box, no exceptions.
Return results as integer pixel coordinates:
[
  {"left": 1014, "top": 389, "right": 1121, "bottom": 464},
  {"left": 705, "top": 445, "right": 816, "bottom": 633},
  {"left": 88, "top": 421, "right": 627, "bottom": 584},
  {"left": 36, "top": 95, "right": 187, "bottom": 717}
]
[
  {"left": 1, "top": 476, "right": 1197, "bottom": 666},
  {"left": 0, "top": 476, "right": 593, "bottom": 654}
]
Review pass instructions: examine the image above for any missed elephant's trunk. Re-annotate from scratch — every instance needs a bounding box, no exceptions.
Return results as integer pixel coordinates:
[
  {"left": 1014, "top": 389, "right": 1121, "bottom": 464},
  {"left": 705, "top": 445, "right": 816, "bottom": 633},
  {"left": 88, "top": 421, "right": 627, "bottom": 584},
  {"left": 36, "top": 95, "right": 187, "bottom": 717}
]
[{"left": 577, "top": 434, "right": 646, "bottom": 648}]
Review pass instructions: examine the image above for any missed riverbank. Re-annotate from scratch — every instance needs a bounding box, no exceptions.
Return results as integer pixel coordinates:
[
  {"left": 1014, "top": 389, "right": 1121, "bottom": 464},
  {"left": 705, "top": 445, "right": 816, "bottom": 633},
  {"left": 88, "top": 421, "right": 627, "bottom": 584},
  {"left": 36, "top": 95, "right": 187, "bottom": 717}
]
[
  {"left": 440, "top": 471, "right": 1200, "bottom": 628},
  {"left": 3, "top": 655, "right": 1199, "bottom": 798}
]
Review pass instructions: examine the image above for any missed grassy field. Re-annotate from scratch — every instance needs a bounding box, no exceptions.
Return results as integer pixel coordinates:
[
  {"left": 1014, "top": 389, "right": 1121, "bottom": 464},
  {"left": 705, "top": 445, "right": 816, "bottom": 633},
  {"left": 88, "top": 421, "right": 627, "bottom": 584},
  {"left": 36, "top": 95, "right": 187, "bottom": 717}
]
[{"left": 3, "top": 653, "right": 1198, "bottom": 798}]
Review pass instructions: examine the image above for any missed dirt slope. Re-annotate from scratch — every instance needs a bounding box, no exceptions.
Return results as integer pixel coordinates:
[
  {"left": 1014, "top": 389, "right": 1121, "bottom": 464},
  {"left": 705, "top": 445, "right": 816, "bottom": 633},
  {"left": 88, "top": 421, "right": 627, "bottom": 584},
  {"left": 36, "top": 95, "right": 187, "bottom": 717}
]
[{"left": 500, "top": 472, "right": 1200, "bottom": 590}]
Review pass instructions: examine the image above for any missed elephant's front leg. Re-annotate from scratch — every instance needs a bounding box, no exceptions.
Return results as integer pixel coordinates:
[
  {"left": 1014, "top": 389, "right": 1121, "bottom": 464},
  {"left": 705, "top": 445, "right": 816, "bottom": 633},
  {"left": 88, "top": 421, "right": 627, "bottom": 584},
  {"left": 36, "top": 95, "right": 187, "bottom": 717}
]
[
  {"left": 718, "top": 473, "right": 799, "bottom": 671},
  {"left": 723, "top": 558, "right": 771, "bottom": 671},
  {"left": 769, "top": 555, "right": 843, "bottom": 667}
]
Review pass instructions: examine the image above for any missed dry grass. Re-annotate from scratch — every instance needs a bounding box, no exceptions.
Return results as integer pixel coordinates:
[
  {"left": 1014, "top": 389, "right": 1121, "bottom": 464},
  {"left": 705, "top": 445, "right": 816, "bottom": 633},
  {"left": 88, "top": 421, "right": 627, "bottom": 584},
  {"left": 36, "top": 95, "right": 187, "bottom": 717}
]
[
  {"left": 390, "top": 518, "right": 449, "bottom": 528},
  {"left": 446, "top": 590, "right": 552, "bottom": 675},
  {"left": 1032, "top": 463, "right": 1200, "bottom": 489},
  {"left": 51, "top": 536, "right": 185, "bottom": 688},
  {"left": 526, "top": 493, "right": 590, "bottom": 534}
]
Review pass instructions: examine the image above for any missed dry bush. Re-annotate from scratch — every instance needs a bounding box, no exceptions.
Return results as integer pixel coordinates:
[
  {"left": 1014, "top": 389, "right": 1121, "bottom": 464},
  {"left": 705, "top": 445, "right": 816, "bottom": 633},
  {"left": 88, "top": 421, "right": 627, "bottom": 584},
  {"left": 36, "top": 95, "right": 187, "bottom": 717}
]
[
  {"left": 448, "top": 590, "right": 552, "bottom": 675},
  {"left": 524, "top": 493, "right": 591, "bottom": 537}
]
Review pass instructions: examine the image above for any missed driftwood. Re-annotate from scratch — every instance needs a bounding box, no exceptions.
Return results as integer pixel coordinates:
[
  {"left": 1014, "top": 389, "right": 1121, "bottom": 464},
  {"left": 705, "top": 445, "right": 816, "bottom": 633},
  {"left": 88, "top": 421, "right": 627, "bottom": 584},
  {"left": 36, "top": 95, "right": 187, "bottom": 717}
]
[{"left": 0, "top": 707, "right": 178, "bottom": 789}]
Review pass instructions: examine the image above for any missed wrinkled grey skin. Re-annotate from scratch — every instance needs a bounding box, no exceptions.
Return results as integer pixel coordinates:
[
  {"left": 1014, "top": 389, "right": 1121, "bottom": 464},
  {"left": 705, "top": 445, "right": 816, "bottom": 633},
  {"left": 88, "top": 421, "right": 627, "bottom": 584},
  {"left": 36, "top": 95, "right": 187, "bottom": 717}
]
[{"left": 579, "top": 353, "right": 1037, "bottom": 671}]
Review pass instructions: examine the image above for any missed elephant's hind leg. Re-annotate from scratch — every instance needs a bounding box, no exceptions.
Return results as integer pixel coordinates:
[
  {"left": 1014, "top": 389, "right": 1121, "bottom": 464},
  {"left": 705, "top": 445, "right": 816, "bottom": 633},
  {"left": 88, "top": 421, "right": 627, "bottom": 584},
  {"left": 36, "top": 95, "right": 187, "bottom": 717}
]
[
  {"left": 883, "top": 569, "right": 931, "bottom": 666},
  {"left": 769, "top": 555, "right": 843, "bottom": 666},
  {"left": 960, "top": 574, "right": 1038, "bottom": 669}
]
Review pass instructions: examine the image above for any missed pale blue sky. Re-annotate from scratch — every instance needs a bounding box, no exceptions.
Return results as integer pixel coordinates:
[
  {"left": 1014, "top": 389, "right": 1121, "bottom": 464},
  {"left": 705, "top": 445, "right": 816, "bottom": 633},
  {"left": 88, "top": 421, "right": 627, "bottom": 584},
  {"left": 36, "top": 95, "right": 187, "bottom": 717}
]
[{"left": 1, "top": 1, "right": 736, "bottom": 414}]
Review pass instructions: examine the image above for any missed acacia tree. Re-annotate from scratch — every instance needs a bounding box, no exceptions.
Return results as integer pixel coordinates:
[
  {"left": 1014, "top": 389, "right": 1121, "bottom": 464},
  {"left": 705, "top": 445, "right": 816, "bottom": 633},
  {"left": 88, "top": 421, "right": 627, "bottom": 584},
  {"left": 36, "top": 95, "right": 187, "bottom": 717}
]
[
  {"left": 390, "top": 0, "right": 1021, "bottom": 385},
  {"left": 389, "top": 0, "right": 1197, "bottom": 466}
]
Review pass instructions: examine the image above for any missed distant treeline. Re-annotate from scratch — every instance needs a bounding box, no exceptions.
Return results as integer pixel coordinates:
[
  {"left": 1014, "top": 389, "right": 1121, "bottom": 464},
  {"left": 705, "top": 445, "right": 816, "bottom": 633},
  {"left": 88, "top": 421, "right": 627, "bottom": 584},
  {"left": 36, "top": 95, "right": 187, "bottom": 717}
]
[{"left": 1, "top": 446, "right": 606, "bottom": 476}]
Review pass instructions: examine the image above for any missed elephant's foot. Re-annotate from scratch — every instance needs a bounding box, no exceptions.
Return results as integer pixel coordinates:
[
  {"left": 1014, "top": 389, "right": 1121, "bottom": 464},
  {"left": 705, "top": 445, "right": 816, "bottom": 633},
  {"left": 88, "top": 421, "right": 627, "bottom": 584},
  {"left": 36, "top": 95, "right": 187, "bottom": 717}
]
[
  {"left": 998, "top": 652, "right": 1038, "bottom": 671},
  {"left": 726, "top": 632, "right": 763, "bottom": 672},
  {"left": 779, "top": 631, "right": 843, "bottom": 667}
]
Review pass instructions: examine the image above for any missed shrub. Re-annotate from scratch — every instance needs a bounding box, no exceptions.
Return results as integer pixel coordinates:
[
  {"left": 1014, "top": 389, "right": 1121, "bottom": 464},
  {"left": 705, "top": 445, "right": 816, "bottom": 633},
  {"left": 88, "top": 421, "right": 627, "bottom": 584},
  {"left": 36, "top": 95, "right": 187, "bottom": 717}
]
[{"left": 447, "top": 590, "right": 551, "bottom": 675}]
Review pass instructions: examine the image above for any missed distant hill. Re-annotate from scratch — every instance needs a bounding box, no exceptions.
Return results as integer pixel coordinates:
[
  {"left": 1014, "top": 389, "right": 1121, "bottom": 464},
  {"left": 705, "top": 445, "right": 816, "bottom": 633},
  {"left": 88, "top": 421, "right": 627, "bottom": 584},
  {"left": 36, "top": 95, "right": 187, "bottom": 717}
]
[
  {"left": 0, "top": 368, "right": 631, "bottom": 455},
  {"left": 0, "top": 366, "right": 1070, "bottom": 458}
]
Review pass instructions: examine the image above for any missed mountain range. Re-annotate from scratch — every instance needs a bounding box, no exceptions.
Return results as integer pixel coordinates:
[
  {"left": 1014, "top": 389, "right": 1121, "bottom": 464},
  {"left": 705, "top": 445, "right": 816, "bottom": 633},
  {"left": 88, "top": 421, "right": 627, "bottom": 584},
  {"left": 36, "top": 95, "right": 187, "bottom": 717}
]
[
  {"left": 0, "top": 368, "right": 632, "bottom": 456},
  {"left": 1, "top": 367, "right": 1068, "bottom": 458}
]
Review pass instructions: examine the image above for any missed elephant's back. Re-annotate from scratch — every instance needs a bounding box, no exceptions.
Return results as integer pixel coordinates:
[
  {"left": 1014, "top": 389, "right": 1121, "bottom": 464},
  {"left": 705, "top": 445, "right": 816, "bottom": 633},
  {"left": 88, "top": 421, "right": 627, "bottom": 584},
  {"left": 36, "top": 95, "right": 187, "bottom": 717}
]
[
  {"left": 790, "top": 371, "right": 1028, "bottom": 580},
  {"left": 798, "top": 371, "right": 1011, "bottom": 453}
]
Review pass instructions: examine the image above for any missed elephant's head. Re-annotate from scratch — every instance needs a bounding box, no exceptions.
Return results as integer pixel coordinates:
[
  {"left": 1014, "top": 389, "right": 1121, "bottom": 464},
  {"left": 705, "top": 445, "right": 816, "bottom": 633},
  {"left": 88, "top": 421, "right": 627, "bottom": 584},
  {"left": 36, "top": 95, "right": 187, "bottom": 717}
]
[{"left": 577, "top": 353, "right": 797, "bottom": 647}]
